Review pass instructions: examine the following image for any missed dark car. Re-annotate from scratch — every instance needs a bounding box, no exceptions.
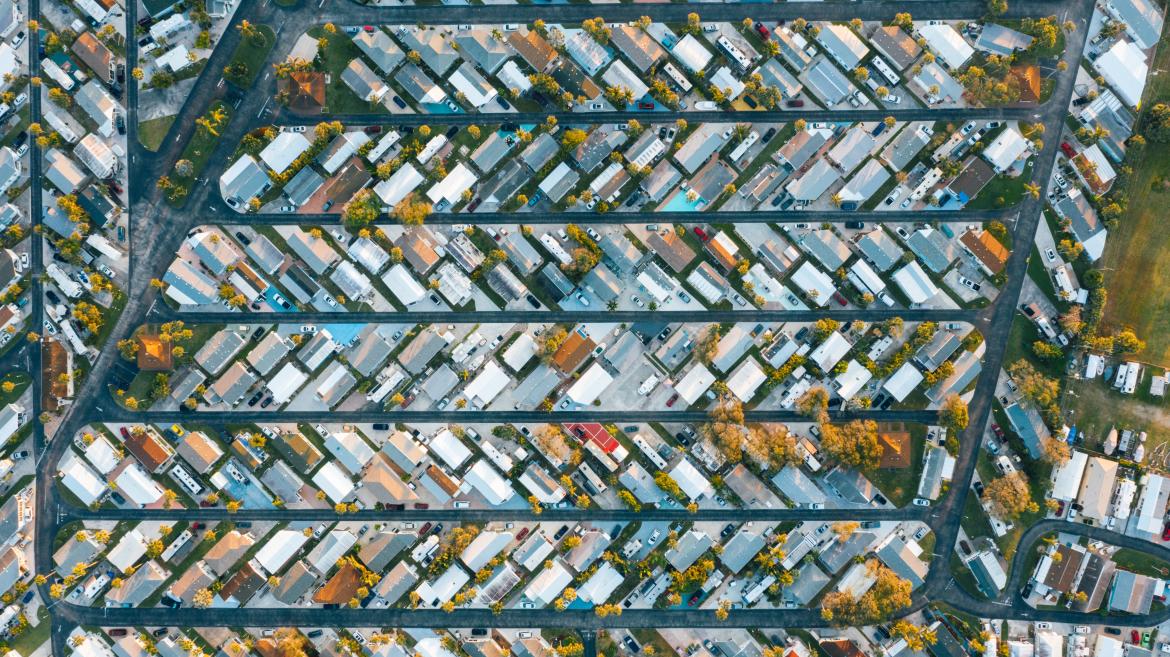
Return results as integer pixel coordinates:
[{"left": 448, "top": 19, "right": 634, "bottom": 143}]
[
  {"left": 307, "top": 630, "right": 324, "bottom": 639},
  {"left": 246, "top": 391, "right": 263, "bottom": 406},
  {"left": 844, "top": 221, "right": 863, "bottom": 229},
  {"left": 496, "top": 96, "right": 510, "bottom": 109},
  {"left": 785, "top": 99, "right": 804, "bottom": 107},
  {"left": 373, "top": 423, "right": 390, "bottom": 431},
  {"left": 873, "top": 494, "right": 888, "bottom": 505},
  {"left": 445, "top": 126, "right": 460, "bottom": 138},
  {"left": 259, "top": 395, "right": 273, "bottom": 408},
  {"left": 1104, "top": 628, "right": 1121, "bottom": 636},
  {"left": 108, "top": 629, "right": 128, "bottom": 638},
  {"left": 742, "top": 95, "right": 758, "bottom": 108},
  {"left": 115, "top": 113, "right": 126, "bottom": 134},
  {"left": 392, "top": 96, "right": 407, "bottom": 109},
  {"left": 973, "top": 481, "right": 985, "bottom": 497},
  {"left": 234, "top": 231, "right": 252, "bottom": 246},
  {"left": 761, "top": 127, "right": 777, "bottom": 143},
  {"left": 720, "top": 524, "right": 735, "bottom": 538},
  {"left": 525, "top": 294, "right": 540, "bottom": 308},
  {"left": 153, "top": 629, "right": 168, "bottom": 638},
  {"left": 363, "top": 125, "right": 382, "bottom": 134}
]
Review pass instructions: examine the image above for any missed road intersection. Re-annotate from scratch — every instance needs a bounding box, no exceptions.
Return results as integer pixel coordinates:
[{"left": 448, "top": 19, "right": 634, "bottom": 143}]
[{"left": 27, "top": 0, "right": 1164, "bottom": 651}]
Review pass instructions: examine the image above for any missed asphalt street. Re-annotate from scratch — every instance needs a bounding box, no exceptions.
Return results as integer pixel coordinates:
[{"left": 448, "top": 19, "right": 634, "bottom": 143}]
[
  {"left": 32, "top": 0, "right": 1162, "bottom": 641},
  {"left": 153, "top": 308, "right": 984, "bottom": 323},
  {"left": 277, "top": 107, "right": 1064, "bottom": 127},
  {"left": 237, "top": 208, "right": 1013, "bottom": 226}
]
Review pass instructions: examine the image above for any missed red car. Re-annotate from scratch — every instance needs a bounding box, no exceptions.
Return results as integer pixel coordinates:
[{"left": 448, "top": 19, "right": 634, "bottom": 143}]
[
  {"left": 1060, "top": 142, "right": 1076, "bottom": 158},
  {"left": 1132, "top": 630, "right": 1141, "bottom": 644},
  {"left": 515, "top": 527, "right": 530, "bottom": 542},
  {"left": 637, "top": 101, "right": 655, "bottom": 110},
  {"left": 991, "top": 424, "right": 1005, "bottom": 439},
  {"left": 119, "top": 426, "right": 131, "bottom": 439},
  {"left": 755, "top": 23, "right": 770, "bottom": 39},
  {"left": 1162, "top": 522, "right": 1170, "bottom": 541},
  {"left": 363, "top": 25, "right": 375, "bottom": 32},
  {"left": 832, "top": 292, "right": 847, "bottom": 306},
  {"left": 693, "top": 227, "right": 709, "bottom": 241},
  {"left": 666, "top": 393, "right": 679, "bottom": 407}
]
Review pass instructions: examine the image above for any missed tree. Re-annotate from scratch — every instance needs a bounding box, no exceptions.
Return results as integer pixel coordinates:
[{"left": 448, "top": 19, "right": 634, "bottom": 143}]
[
  {"left": 891, "top": 622, "right": 937, "bottom": 651},
  {"left": 702, "top": 394, "right": 747, "bottom": 462},
  {"left": 192, "top": 588, "right": 214, "bottom": 608},
  {"left": 795, "top": 386, "right": 829, "bottom": 422},
  {"left": 1142, "top": 103, "right": 1170, "bottom": 142},
  {"left": 341, "top": 188, "right": 380, "bottom": 228},
  {"left": 939, "top": 394, "right": 969, "bottom": 434},
  {"left": 390, "top": 197, "right": 432, "bottom": 225},
  {"left": 819, "top": 420, "right": 881, "bottom": 470},
  {"left": 533, "top": 425, "right": 572, "bottom": 463},
  {"left": 832, "top": 521, "right": 859, "bottom": 540},
  {"left": 985, "top": 471, "right": 1038, "bottom": 520},
  {"left": 536, "top": 326, "right": 568, "bottom": 362},
  {"left": 821, "top": 561, "right": 912, "bottom": 624},
  {"left": 1041, "top": 437, "right": 1070, "bottom": 465}
]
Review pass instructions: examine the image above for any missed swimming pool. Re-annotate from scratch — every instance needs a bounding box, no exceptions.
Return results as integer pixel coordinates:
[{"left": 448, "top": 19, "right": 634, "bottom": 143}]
[{"left": 660, "top": 192, "right": 706, "bottom": 212}]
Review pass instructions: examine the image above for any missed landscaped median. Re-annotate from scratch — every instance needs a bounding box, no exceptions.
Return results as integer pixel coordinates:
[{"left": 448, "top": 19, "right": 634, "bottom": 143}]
[
  {"left": 157, "top": 102, "right": 233, "bottom": 207},
  {"left": 223, "top": 22, "right": 277, "bottom": 89}
]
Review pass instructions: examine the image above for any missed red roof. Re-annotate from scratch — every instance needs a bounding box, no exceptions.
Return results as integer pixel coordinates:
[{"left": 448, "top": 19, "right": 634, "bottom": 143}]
[{"left": 562, "top": 422, "right": 617, "bottom": 453}]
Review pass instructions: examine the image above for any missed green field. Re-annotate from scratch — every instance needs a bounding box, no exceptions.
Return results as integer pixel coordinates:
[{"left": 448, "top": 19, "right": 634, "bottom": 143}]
[
  {"left": 1100, "top": 32, "right": 1170, "bottom": 365},
  {"left": 224, "top": 24, "right": 277, "bottom": 88},
  {"left": 137, "top": 115, "right": 175, "bottom": 151},
  {"left": 312, "top": 27, "right": 390, "bottom": 114}
]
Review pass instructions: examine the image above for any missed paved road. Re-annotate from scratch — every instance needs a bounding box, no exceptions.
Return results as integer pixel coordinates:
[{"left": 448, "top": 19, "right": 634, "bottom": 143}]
[
  {"left": 36, "top": 0, "right": 1159, "bottom": 640},
  {"left": 236, "top": 208, "right": 1013, "bottom": 226},
  {"left": 291, "top": 0, "right": 1075, "bottom": 27},
  {"left": 58, "top": 506, "right": 927, "bottom": 524},
  {"left": 87, "top": 408, "right": 941, "bottom": 424},
  {"left": 275, "top": 107, "right": 1064, "bottom": 127},
  {"left": 153, "top": 308, "right": 984, "bottom": 322}
]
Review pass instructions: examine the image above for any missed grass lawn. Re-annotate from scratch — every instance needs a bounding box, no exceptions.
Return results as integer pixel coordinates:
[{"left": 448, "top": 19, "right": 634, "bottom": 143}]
[
  {"left": 10, "top": 607, "right": 50, "bottom": 655},
  {"left": 1100, "top": 32, "right": 1170, "bottom": 365},
  {"left": 863, "top": 423, "right": 926, "bottom": 507},
  {"left": 138, "top": 115, "right": 175, "bottom": 151},
  {"left": 311, "top": 27, "right": 389, "bottom": 115},
  {"left": 224, "top": 25, "right": 276, "bottom": 89},
  {"left": 965, "top": 160, "right": 1033, "bottom": 210},
  {"left": 1113, "top": 548, "right": 1170, "bottom": 578},
  {"left": 167, "top": 102, "right": 233, "bottom": 207},
  {"left": 1065, "top": 375, "right": 1170, "bottom": 455}
]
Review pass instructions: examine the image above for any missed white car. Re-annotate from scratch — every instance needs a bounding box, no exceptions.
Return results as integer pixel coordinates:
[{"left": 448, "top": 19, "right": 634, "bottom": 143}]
[
  {"left": 1045, "top": 248, "right": 1057, "bottom": 262},
  {"left": 912, "top": 498, "right": 930, "bottom": 507},
  {"left": 43, "top": 320, "right": 57, "bottom": 335},
  {"left": 97, "top": 264, "right": 115, "bottom": 278},
  {"left": 883, "top": 93, "right": 900, "bottom": 104},
  {"left": 300, "top": 325, "right": 318, "bottom": 334},
  {"left": 12, "top": 93, "right": 26, "bottom": 108}
]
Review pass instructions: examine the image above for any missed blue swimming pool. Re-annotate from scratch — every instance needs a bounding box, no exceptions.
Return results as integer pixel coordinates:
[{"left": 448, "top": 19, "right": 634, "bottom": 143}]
[
  {"left": 321, "top": 323, "right": 363, "bottom": 346},
  {"left": 661, "top": 193, "right": 706, "bottom": 212}
]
